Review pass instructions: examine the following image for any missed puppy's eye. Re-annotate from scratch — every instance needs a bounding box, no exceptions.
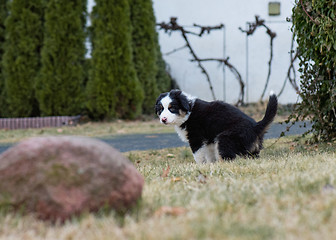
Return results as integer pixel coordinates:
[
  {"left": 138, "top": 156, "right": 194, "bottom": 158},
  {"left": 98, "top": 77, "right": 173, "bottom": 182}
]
[{"left": 168, "top": 107, "right": 178, "bottom": 113}]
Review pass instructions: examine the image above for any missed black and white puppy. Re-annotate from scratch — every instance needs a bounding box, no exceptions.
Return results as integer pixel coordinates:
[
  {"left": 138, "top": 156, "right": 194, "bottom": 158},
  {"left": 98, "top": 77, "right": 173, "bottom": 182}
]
[{"left": 155, "top": 89, "right": 278, "bottom": 163}]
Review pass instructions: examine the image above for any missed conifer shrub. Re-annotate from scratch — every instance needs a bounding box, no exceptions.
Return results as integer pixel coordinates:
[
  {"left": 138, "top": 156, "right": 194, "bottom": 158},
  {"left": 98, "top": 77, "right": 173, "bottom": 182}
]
[
  {"left": 0, "top": 0, "right": 8, "bottom": 117},
  {"left": 2, "top": 0, "right": 43, "bottom": 117},
  {"left": 86, "top": 0, "right": 143, "bottom": 119},
  {"left": 155, "top": 42, "right": 173, "bottom": 93},
  {"left": 36, "top": 0, "right": 86, "bottom": 116},
  {"left": 129, "top": 0, "right": 159, "bottom": 114}
]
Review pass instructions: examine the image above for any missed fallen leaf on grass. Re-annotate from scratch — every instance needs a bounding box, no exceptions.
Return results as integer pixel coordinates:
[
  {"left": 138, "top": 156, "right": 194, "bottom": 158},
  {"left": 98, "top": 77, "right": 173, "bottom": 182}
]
[
  {"left": 171, "top": 177, "right": 182, "bottom": 182},
  {"left": 154, "top": 206, "right": 187, "bottom": 217},
  {"left": 161, "top": 165, "right": 170, "bottom": 177}
]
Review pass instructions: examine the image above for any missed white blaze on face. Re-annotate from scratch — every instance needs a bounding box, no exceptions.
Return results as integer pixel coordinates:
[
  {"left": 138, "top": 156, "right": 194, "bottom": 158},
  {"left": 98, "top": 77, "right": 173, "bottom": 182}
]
[{"left": 159, "top": 95, "right": 179, "bottom": 125}]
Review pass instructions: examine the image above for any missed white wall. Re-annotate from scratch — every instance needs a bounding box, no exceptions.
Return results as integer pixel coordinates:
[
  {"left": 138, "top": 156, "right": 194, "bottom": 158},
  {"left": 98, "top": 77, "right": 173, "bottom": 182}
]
[{"left": 153, "top": 0, "right": 299, "bottom": 104}]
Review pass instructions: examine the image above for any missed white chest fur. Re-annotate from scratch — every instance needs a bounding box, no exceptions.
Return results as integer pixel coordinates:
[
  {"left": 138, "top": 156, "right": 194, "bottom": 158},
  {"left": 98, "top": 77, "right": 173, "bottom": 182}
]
[{"left": 174, "top": 126, "right": 188, "bottom": 143}]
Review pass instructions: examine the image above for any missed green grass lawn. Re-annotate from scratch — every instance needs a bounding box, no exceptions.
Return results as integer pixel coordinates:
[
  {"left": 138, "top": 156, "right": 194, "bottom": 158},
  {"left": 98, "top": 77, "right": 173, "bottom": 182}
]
[{"left": 0, "top": 135, "right": 335, "bottom": 239}]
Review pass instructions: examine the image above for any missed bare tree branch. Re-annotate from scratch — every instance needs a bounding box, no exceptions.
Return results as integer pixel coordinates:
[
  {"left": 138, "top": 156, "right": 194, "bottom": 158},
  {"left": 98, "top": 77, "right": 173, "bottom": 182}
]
[
  {"left": 278, "top": 50, "right": 299, "bottom": 97},
  {"left": 239, "top": 16, "right": 277, "bottom": 101},
  {"left": 278, "top": 34, "right": 300, "bottom": 97},
  {"left": 300, "top": 0, "right": 319, "bottom": 24},
  {"left": 157, "top": 17, "right": 225, "bottom": 100},
  {"left": 191, "top": 57, "right": 245, "bottom": 105},
  {"left": 163, "top": 44, "right": 188, "bottom": 56},
  {"left": 193, "top": 23, "right": 225, "bottom": 37},
  {"left": 287, "top": 37, "right": 300, "bottom": 92},
  {"left": 262, "top": 33, "right": 275, "bottom": 101}
]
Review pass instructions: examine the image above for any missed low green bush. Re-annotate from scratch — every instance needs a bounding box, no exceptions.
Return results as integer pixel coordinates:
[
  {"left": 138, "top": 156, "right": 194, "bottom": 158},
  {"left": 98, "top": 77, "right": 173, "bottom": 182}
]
[{"left": 291, "top": 0, "right": 336, "bottom": 142}]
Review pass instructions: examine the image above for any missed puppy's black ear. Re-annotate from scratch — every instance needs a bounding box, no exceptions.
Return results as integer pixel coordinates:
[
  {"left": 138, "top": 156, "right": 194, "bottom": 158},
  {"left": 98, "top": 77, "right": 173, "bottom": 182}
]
[
  {"left": 154, "top": 92, "right": 167, "bottom": 114},
  {"left": 169, "top": 89, "right": 182, "bottom": 96},
  {"left": 178, "top": 93, "right": 191, "bottom": 112},
  {"left": 170, "top": 90, "right": 191, "bottom": 112}
]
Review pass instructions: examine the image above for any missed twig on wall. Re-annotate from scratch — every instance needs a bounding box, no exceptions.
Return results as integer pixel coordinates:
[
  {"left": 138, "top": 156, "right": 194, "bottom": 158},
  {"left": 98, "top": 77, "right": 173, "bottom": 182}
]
[
  {"left": 193, "top": 23, "right": 224, "bottom": 37},
  {"left": 157, "top": 17, "right": 224, "bottom": 100},
  {"left": 278, "top": 34, "right": 300, "bottom": 97},
  {"left": 157, "top": 17, "right": 245, "bottom": 105},
  {"left": 191, "top": 57, "right": 245, "bottom": 106},
  {"left": 163, "top": 44, "right": 188, "bottom": 56},
  {"left": 239, "top": 15, "right": 276, "bottom": 101}
]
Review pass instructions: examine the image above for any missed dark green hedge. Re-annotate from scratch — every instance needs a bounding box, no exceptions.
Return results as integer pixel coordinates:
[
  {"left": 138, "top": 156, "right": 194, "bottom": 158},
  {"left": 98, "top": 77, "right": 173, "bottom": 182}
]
[
  {"left": 292, "top": 0, "right": 336, "bottom": 141},
  {"left": 0, "top": 0, "right": 8, "bottom": 117},
  {"left": 129, "top": 0, "right": 159, "bottom": 114},
  {"left": 36, "top": 0, "right": 86, "bottom": 116},
  {"left": 2, "top": 0, "right": 43, "bottom": 117},
  {"left": 155, "top": 36, "right": 173, "bottom": 93},
  {"left": 86, "top": 0, "right": 144, "bottom": 119},
  {"left": 1, "top": 0, "right": 170, "bottom": 119}
]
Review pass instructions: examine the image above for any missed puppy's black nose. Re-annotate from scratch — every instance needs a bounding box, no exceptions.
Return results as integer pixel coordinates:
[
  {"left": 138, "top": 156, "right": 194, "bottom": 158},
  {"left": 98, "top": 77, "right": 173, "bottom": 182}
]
[{"left": 161, "top": 117, "right": 167, "bottom": 123}]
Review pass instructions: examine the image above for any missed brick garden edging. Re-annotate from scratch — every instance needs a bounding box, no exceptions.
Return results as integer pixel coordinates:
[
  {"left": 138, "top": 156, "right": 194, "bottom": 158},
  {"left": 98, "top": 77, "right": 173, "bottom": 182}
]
[{"left": 0, "top": 116, "right": 81, "bottom": 130}]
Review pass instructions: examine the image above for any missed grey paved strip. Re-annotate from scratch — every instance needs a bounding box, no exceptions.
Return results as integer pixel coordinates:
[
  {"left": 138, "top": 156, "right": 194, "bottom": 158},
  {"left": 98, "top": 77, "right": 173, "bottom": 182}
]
[
  {"left": 0, "top": 121, "right": 312, "bottom": 153},
  {"left": 101, "top": 121, "right": 312, "bottom": 152},
  {"left": 100, "top": 133, "right": 188, "bottom": 152},
  {"left": 0, "top": 144, "right": 11, "bottom": 154}
]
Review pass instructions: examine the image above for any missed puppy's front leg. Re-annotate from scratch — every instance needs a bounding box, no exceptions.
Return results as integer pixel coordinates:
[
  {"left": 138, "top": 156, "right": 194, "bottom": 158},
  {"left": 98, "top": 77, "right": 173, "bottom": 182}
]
[{"left": 192, "top": 145, "right": 207, "bottom": 164}]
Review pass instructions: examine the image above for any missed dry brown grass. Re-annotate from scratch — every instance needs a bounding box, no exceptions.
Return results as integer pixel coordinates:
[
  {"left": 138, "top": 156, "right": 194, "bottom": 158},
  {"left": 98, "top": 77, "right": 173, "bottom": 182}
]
[
  {"left": 0, "top": 119, "right": 174, "bottom": 144},
  {"left": 1, "top": 138, "right": 336, "bottom": 240}
]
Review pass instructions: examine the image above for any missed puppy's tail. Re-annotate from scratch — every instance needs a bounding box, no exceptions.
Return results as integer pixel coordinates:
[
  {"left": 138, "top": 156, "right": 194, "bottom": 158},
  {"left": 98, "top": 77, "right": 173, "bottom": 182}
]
[{"left": 254, "top": 93, "right": 278, "bottom": 136}]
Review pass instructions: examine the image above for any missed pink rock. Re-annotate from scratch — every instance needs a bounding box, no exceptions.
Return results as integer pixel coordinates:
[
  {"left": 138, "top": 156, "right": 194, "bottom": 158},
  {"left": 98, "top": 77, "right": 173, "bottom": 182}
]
[{"left": 0, "top": 136, "right": 144, "bottom": 222}]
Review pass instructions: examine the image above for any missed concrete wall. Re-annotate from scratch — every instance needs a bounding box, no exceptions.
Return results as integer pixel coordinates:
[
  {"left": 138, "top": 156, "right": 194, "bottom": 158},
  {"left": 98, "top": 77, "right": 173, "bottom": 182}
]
[{"left": 153, "top": 0, "right": 299, "bottom": 104}]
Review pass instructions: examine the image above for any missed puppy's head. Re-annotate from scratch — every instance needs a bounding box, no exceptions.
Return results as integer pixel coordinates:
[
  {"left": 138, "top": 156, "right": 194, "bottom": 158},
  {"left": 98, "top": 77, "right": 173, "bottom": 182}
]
[{"left": 155, "top": 89, "right": 193, "bottom": 125}]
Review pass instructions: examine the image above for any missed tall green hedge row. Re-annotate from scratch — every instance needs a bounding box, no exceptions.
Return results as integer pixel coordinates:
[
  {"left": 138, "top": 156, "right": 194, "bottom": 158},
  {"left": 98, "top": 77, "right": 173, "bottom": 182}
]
[
  {"left": 0, "top": 0, "right": 171, "bottom": 119},
  {"left": 129, "top": 0, "right": 158, "bottom": 114},
  {"left": 0, "top": 0, "right": 8, "bottom": 116},
  {"left": 86, "top": 0, "right": 144, "bottom": 119},
  {"left": 292, "top": 0, "right": 336, "bottom": 141},
  {"left": 2, "top": 0, "right": 43, "bottom": 117},
  {"left": 36, "top": 0, "right": 86, "bottom": 116}
]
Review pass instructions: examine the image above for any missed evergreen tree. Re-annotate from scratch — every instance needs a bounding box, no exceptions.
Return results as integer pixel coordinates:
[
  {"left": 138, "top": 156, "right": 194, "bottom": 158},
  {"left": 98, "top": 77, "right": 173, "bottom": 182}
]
[
  {"left": 155, "top": 40, "right": 172, "bottom": 93},
  {"left": 0, "top": 0, "right": 8, "bottom": 117},
  {"left": 36, "top": 0, "right": 86, "bottom": 116},
  {"left": 129, "top": 0, "right": 158, "bottom": 114},
  {"left": 2, "top": 0, "right": 43, "bottom": 117},
  {"left": 86, "top": 0, "right": 143, "bottom": 119}
]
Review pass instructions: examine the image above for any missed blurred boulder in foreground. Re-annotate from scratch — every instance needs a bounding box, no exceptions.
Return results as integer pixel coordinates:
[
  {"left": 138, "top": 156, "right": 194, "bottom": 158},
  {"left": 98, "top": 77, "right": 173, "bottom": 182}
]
[{"left": 0, "top": 136, "right": 144, "bottom": 222}]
